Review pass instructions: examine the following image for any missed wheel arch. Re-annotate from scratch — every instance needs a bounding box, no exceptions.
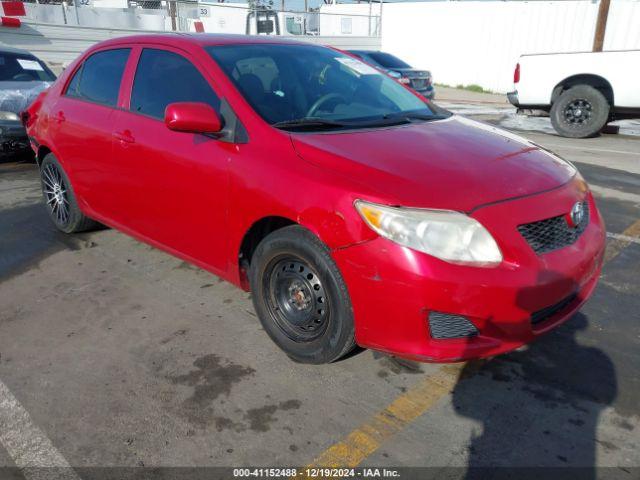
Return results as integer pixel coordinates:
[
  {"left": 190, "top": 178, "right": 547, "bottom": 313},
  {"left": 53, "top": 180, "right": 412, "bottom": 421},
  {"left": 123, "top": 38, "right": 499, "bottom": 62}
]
[
  {"left": 36, "top": 144, "right": 53, "bottom": 167},
  {"left": 236, "top": 201, "right": 371, "bottom": 290},
  {"left": 238, "top": 215, "right": 298, "bottom": 290},
  {"left": 550, "top": 73, "right": 614, "bottom": 107}
]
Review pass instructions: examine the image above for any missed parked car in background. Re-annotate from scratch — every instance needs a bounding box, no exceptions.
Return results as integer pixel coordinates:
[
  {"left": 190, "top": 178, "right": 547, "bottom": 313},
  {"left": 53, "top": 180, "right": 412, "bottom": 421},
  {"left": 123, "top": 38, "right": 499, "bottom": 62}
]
[
  {"left": 348, "top": 50, "right": 435, "bottom": 100},
  {"left": 26, "top": 34, "right": 604, "bottom": 364},
  {"left": 508, "top": 50, "right": 640, "bottom": 138},
  {"left": 0, "top": 46, "right": 56, "bottom": 159}
]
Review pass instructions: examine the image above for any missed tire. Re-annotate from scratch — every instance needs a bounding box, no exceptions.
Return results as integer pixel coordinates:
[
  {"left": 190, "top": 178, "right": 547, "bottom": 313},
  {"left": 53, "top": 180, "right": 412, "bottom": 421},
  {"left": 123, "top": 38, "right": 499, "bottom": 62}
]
[
  {"left": 550, "top": 85, "right": 610, "bottom": 138},
  {"left": 40, "top": 153, "right": 99, "bottom": 233},
  {"left": 249, "top": 225, "right": 356, "bottom": 364}
]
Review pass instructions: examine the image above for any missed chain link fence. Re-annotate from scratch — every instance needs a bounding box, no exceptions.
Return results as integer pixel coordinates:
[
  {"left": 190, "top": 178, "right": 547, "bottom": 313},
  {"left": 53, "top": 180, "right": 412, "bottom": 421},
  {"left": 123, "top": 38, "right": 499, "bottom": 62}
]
[{"left": 16, "top": 0, "right": 380, "bottom": 36}]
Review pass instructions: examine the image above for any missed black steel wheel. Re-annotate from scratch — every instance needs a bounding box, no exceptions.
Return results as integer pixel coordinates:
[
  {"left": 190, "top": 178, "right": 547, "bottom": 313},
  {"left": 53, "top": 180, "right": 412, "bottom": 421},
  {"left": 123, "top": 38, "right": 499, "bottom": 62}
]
[
  {"left": 40, "top": 153, "right": 99, "bottom": 233},
  {"left": 265, "top": 257, "right": 330, "bottom": 342},
  {"left": 250, "top": 225, "right": 355, "bottom": 364},
  {"left": 550, "top": 84, "right": 609, "bottom": 138}
]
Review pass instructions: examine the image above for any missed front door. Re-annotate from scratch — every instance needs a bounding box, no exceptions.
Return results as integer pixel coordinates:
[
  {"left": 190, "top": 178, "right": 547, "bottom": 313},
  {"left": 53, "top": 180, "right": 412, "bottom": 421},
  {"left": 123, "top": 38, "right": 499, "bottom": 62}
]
[{"left": 110, "top": 47, "right": 233, "bottom": 273}]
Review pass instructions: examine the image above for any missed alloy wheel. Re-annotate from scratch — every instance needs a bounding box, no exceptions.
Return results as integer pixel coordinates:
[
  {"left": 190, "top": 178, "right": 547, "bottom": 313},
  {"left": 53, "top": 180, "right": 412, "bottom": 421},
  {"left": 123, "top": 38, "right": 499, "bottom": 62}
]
[
  {"left": 563, "top": 98, "right": 593, "bottom": 127},
  {"left": 42, "top": 163, "right": 70, "bottom": 227}
]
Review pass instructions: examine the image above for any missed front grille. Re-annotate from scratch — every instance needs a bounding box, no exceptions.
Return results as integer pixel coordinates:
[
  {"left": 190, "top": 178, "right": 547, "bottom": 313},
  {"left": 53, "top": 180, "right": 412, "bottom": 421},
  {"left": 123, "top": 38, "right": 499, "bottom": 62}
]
[
  {"left": 428, "top": 312, "right": 479, "bottom": 339},
  {"left": 517, "top": 202, "right": 589, "bottom": 254},
  {"left": 531, "top": 294, "right": 577, "bottom": 325}
]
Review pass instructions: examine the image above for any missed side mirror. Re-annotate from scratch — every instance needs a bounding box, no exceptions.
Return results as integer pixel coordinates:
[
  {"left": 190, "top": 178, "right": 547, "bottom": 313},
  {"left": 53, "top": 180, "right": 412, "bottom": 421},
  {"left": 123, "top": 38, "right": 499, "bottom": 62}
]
[{"left": 164, "top": 102, "right": 223, "bottom": 135}]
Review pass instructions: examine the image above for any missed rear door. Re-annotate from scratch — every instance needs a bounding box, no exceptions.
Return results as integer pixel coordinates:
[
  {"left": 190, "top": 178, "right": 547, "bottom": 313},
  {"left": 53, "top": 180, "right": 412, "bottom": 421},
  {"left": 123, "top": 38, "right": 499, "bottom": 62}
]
[
  {"left": 109, "top": 46, "right": 234, "bottom": 272},
  {"left": 48, "top": 48, "right": 131, "bottom": 214}
]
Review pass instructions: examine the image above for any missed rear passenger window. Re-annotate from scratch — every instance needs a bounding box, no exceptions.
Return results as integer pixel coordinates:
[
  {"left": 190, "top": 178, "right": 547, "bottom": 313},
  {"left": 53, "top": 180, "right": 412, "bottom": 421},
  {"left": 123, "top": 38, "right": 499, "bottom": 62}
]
[
  {"left": 66, "top": 67, "right": 81, "bottom": 97},
  {"left": 130, "top": 49, "right": 220, "bottom": 120},
  {"left": 65, "top": 48, "right": 130, "bottom": 107}
]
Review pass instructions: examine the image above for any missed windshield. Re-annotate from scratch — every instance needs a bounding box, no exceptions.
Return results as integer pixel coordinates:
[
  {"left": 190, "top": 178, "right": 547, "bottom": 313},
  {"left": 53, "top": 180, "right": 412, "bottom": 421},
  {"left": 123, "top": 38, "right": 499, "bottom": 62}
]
[
  {"left": 0, "top": 52, "right": 56, "bottom": 82},
  {"left": 207, "top": 44, "right": 447, "bottom": 129},
  {"left": 367, "top": 52, "right": 411, "bottom": 70}
]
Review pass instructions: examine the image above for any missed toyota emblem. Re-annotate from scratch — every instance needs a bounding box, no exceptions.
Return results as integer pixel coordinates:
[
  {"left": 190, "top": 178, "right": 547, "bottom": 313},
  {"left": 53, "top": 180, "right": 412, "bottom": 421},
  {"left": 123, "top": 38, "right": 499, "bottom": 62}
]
[{"left": 569, "top": 202, "right": 585, "bottom": 228}]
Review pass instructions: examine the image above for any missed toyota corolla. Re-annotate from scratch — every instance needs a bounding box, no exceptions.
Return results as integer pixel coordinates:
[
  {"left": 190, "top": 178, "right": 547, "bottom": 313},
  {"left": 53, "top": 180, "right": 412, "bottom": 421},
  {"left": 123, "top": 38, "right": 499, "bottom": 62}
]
[{"left": 25, "top": 34, "right": 605, "bottom": 364}]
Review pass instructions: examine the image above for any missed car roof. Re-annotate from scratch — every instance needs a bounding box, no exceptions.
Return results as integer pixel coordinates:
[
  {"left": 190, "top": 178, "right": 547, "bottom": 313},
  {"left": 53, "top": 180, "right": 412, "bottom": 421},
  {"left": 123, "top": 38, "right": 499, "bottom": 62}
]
[
  {"left": 0, "top": 45, "right": 36, "bottom": 56},
  {"left": 95, "top": 33, "right": 321, "bottom": 50}
]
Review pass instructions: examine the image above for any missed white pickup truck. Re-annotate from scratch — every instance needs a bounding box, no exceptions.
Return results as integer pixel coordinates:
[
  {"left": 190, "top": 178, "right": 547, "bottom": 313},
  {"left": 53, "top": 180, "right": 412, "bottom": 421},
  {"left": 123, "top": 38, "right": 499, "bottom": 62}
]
[{"left": 507, "top": 50, "right": 640, "bottom": 138}]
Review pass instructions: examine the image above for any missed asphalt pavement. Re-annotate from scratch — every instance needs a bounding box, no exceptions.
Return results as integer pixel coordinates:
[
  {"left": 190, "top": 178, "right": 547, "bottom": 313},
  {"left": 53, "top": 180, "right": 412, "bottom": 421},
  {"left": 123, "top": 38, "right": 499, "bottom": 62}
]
[{"left": 0, "top": 99, "right": 639, "bottom": 479}]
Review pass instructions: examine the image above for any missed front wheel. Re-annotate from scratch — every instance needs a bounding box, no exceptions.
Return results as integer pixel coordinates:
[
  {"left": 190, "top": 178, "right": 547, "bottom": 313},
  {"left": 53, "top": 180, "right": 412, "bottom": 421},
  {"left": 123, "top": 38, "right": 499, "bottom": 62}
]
[
  {"left": 550, "top": 85, "right": 610, "bottom": 138},
  {"left": 249, "top": 225, "right": 355, "bottom": 364}
]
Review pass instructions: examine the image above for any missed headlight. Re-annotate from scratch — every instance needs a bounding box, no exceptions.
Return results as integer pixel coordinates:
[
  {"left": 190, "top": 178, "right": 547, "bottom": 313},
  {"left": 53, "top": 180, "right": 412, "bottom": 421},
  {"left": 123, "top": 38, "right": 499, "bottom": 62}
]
[
  {"left": 0, "top": 111, "right": 20, "bottom": 121},
  {"left": 355, "top": 200, "right": 502, "bottom": 266}
]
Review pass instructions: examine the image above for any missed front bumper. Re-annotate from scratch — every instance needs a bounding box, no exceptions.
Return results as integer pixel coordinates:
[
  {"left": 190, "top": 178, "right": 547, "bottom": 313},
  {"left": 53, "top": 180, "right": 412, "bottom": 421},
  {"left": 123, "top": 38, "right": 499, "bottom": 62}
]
[
  {"left": 0, "top": 120, "right": 29, "bottom": 156},
  {"left": 333, "top": 179, "right": 605, "bottom": 362}
]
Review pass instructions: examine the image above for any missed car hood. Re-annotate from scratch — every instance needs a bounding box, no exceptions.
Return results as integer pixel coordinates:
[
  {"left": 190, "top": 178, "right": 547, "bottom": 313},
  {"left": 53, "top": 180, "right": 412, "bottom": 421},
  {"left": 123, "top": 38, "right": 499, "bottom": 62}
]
[
  {"left": 290, "top": 115, "right": 576, "bottom": 212},
  {"left": 0, "top": 81, "right": 51, "bottom": 115}
]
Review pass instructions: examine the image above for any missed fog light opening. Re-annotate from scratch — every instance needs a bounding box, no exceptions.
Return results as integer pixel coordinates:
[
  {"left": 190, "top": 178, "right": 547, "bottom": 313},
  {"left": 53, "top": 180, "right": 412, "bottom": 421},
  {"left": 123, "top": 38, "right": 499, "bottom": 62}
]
[{"left": 428, "top": 311, "right": 479, "bottom": 340}]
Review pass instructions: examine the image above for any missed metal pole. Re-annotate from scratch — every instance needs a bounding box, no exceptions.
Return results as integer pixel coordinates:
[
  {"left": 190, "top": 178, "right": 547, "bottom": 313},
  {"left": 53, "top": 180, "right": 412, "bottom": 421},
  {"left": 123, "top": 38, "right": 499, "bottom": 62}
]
[
  {"left": 593, "top": 0, "right": 611, "bottom": 52},
  {"left": 73, "top": 0, "right": 80, "bottom": 25},
  {"left": 378, "top": 0, "right": 382, "bottom": 37},
  {"left": 169, "top": 0, "right": 177, "bottom": 31},
  {"left": 368, "top": 0, "right": 372, "bottom": 36}
]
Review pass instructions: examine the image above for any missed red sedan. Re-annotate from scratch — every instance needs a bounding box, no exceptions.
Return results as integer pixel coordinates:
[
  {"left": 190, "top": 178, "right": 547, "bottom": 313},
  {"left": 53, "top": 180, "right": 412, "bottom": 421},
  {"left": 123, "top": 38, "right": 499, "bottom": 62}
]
[{"left": 25, "top": 34, "right": 605, "bottom": 364}]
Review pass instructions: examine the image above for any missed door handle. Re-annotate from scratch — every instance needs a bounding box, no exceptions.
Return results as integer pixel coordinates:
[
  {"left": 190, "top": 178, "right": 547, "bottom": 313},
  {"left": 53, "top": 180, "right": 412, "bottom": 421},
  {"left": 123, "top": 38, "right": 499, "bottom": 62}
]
[
  {"left": 54, "top": 111, "right": 65, "bottom": 124},
  {"left": 113, "top": 130, "right": 135, "bottom": 144}
]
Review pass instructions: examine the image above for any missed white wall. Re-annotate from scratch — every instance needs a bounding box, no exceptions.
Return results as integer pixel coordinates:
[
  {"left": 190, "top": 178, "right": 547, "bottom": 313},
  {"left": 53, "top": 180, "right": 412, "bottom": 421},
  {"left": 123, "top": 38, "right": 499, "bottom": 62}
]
[
  {"left": 605, "top": 0, "right": 640, "bottom": 49},
  {"left": 319, "top": 3, "right": 382, "bottom": 37},
  {"left": 0, "top": 21, "right": 380, "bottom": 67},
  {"left": 323, "top": 0, "right": 640, "bottom": 93}
]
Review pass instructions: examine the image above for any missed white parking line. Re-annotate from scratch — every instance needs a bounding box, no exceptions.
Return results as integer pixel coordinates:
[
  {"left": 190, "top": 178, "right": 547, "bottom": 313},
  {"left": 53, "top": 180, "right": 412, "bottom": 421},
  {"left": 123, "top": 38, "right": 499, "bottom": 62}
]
[
  {"left": 0, "top": 380, "right": 80, "bottom": 480},
  {"left": 590, "top": 184, "right": 640, "bottom": 204},
  {"left": 439, "top": 102, "right": 512, "bottom": 115},
  {"left": 534, "top": 143, "right": 640, "bottom": 157},
  {"left": 607, "top": 231, "right": 640, "bottom": 245}
]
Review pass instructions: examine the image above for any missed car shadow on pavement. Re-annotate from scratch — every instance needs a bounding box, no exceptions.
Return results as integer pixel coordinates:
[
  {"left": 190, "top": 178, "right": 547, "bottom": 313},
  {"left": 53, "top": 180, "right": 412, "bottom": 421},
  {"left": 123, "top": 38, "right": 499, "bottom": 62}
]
[
  {"left": 0, "top": 203, "right": 87, "bottom": 284},
  {"left": 451, "top": 268, "right": 616, "bottom": 479},
  {"left": 452, "top": 312, "right": 616, "bottom": 479}
]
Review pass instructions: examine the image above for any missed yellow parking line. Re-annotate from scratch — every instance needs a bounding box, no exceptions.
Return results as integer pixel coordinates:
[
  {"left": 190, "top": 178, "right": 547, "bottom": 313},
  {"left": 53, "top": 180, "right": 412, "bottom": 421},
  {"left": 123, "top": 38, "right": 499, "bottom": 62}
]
[
  {"left": 604, "top": 219, "right": 640, "bottom": 264},
  {"left": 298, "top": 363, "right": 470, "bottom": 475},
  {"left": 298, "top": 218, "right": 640, "bottom": 476}
]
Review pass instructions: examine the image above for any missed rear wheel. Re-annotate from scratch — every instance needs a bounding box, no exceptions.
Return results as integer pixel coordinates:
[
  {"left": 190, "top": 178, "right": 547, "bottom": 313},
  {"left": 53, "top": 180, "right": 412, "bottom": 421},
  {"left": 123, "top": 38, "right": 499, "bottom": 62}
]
[
  {"left": 40, "top": 153, "right": 99, "bottom": 233},
  {"left": 249, "top": 225, "right": 355, "bottom": 364},
  {"left": 550, "top": 85, "right": 610, "bottom": 138}
]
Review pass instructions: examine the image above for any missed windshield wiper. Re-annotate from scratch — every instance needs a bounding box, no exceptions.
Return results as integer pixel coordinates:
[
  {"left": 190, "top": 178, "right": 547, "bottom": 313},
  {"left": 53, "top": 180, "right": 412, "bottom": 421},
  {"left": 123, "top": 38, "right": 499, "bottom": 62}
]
[
  {"left": 383, "top": 112, "right": 450, "bottom": 122},
  {"left": 272, "top": 113, "right": 448, "bottom": 131},
  {"left": 272, "top": 117, "right": 348, "bottom": 130}
]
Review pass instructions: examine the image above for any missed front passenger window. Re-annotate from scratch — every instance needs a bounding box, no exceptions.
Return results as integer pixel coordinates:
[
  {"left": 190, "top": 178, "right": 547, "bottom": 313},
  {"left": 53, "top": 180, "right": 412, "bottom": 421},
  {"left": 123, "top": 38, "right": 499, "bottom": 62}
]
[{"left": 130, "top": 49, "right": 221, "bottom": 120}]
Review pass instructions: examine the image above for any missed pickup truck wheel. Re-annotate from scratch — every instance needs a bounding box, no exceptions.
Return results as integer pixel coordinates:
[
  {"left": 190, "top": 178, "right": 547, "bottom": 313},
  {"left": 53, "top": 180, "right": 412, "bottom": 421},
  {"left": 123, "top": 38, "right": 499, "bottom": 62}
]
[
  {"left": 550, "top": 85, "right": 609, "bottom": 138},
  {"left": 40, "top": 153, "right": 99, "bottom": 233},
  {"left": 249, "top": 225, "right": 356, "bottom": 364}
]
